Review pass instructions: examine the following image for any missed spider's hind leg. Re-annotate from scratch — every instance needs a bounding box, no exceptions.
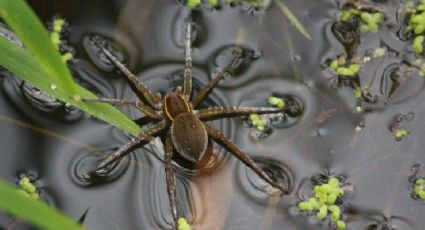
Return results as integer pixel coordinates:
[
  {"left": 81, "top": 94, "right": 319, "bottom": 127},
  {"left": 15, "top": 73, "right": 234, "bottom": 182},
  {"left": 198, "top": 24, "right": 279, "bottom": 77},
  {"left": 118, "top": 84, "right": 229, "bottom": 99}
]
[
  {"left": 204, "top": 124, "right": 289, "bottom": 194},
  {"left": 198, "top": 106, "right": 284, "bottom": 121},
  {"left": 164, "top": 134, "right": 179, "bottom": 229}
]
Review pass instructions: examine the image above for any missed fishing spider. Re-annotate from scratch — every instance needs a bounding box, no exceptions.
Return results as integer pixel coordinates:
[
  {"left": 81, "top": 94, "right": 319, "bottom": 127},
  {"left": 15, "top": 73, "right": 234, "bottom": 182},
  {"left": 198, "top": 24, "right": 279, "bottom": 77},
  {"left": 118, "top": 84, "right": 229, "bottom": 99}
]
[{"left": 84, "top": 22, "right": 288, "bottom": 228}]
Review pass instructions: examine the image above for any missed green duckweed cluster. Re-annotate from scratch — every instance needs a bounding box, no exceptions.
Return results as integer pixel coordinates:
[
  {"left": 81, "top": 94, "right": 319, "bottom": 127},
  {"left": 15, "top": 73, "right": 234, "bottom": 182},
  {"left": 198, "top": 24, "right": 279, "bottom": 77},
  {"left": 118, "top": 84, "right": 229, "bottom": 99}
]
[
  {"left": 414, "top": 179, "right": 425, "bottom": 199},
  {"left": 50, "top": 18, "right": 73, "bottom": 63},
  {"left": 340, "top": 8, "right": 384, "bottom": 33},
  {"left": 249, "top": 96, "right": 285, "bottom": 132},
  {"left": 18, "top": 177, "right": 39, "bottom": 199},
  {"left": 267, "top": 96, "right": 285, "bottom": 109},
  {"left": 297, "top": 177, "right": 347, "bottom": 230},
  {"left": 413, "top": 58, "right": 425, "bottom": 76},
  {"left": 353, "top": 87, "right": 362, "bottom": 99},
  {"left": 250, "top": 113, "right": 266, "bottom": 131},
  {"left": 392, "top": 128, "right": 410, "bottom": 139},
  {"left": 177, "top": 218, "right": 192, "bottom": 230},
  {"left": 407, "top": 0, "right": 425, "bottom": 54},
  {"left": 329, "top": 57, "right": 361, "bottom": 77}
]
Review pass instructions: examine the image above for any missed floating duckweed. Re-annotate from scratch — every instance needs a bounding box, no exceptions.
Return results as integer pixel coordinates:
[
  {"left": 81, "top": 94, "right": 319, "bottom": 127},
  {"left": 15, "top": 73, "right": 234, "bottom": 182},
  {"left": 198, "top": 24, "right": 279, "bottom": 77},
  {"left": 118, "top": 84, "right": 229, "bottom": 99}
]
[
  {"left": 336, "top": 220, "right": 347, "bottom": 230},
  {"left": 339, "top": 8, "right": 361, "bottom": 22},
  {"left": 49, "top": 17, "right": 74, "bottom": 63},
  {"left": 392, "top": 128, "right": 409, "bottom": 139},
  {"left": 50, "top": 32, "right": 60, "bottom": 47},
  {"left": 373, "top": 47, "right": 386, "bottom": 58},
  {"left": 250, "top": 113, "right": 266, "bottom": 131},
  {"left": 208, "top": 0, "right": 219, "bottom": 6},
  {"left": 355, "top": 106, "right": 363, "bottom": 113},
  {"left": 336, "top": 64, "right": 360, "bottom": 76},
  {"left": 297, "top": 177, "right": 347, "bottom": 229},
  {"left": 330, "top": 60, "right": 339, "bottom": 70},
  {"left": 413, "top": 35, "right": 424, "bottom": 54},
  {"left": 186, "top": 0, "right": 201, "bottom": 8},
  {"left": 329, "top": 56, "right": 346, "bottom": 71},
  {"left": 178, "top": 218, "right": 192, "bottom": 230},
  {"left": 353, "top": 87, "right": 362, "bottom": 98},
  {"left": 413, "top": 58, "right": 425, "bottom": 76},
  {"left": 359, "top": 12, "right": 384, "bottom": 32},
  {"left": 414, "top": 179, "right": 425, "bottom": 199},
  {"left": 406, "top": 1, "right": 425, "bottom": 55},
  {"left": 340, "top": 7, "right": 384, "bottom": 33},
  {"left": 18, "top": 177, "right": 39, "bottom": 199},
  {"left": 53, "top": 18, "right": 65, "bottom": 32},
  {"left": 61, "top": 52, "right": 73, "bottom": 62},
  {"left": 267, "top": 96, "right": 285, "bottom": 109}
]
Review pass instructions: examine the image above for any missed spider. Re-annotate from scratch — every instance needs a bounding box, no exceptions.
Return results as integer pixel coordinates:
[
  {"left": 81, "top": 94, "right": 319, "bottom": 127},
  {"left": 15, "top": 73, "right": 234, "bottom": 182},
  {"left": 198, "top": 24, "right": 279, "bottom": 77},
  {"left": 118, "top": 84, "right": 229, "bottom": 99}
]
[{"left": 84, "top": 22, "right": 289, "bottom": 228}]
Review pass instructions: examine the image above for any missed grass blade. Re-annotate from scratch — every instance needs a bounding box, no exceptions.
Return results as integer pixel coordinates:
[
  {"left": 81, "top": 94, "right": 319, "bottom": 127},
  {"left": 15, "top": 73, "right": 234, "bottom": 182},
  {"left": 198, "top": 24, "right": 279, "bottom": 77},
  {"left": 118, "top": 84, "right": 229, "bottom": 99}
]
[
  {"left": 0, "top": 0, "right": 142, "bottom": 136},
  {"left": 0, "top": 35, "right": 142, "bottom": 136},
  {"left": 0, "top": 0, "right": 75, "bottom": 92},
  {"left": 275, "top": 0, "right": 312, "bottom": 40},
  {"left": 0, "top": 179, "right": 86, "bottom": 230}
]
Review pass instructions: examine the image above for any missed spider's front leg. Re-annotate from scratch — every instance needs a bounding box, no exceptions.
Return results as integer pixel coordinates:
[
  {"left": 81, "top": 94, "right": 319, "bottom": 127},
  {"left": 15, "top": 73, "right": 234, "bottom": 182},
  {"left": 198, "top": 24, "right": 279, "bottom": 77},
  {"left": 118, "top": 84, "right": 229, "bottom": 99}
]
[
  {"left": 197, "top": 106, "right": 284, "bottom": 121},
  {"left": 191, "top": 52, "right": 242, "bottom": 107},
  {"left": 164, "top": 134, "right": 178, "bottom": 229},
  {"left": 183, "top": 19, "right": 192, "bottom": 99},
  {"left": 90, "top": 121, "right": 168, "bottom": 173},
  {"left": 94, "top": 42, "right": 161, "bottom": 109},
  {"left": 82, "top": 97, "right": 161, "bottom": 119},
  {"left": 204, "top": 124, "right": 289, "bottom": 194}
]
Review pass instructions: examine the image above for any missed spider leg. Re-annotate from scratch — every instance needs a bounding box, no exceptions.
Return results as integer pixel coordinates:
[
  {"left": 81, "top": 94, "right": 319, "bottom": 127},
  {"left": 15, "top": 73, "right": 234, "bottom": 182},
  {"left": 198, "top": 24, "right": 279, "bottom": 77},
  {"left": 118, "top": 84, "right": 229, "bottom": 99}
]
[
  {"left": 94, "top": 42, "right": 161, "bottom": 109},
  {"left": 164, "top": 133, "right": 178, "bottom": 228},
  {"left": 198, "top": 106, "right": 284, "bottom": 121},
  {"left": 204, "top": 124, "right": 288, "bottom": 194},
  {"left": 191, "top": 52, "right": 241, "bottom": 107},
  {"left": 91, "top": 121, "right": 168, "bottom": 172},
  {"left": 183, "top": 19, "right": 192, "bottom": 98},
  {"left": 82, "top": 97, "right": 161, "bottom": 119}
]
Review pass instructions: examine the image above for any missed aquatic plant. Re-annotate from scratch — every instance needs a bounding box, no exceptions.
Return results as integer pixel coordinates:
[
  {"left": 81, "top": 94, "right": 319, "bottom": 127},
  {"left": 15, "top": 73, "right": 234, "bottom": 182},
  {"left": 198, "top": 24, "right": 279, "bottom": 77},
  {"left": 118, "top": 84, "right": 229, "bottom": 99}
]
[
  {"left": 0, "top": 179, "right": 86, "bottom": 230},
  {"left": 340, "top": 7, "right": 384, "bottom": 33},
  {"left": 297, "top": 177, "right": 347, "bottom": 230},
  {"left": 414, "top": 179, "right": 425, "bottom": 199},
  {"left": 249, "top": 96, "right": 285, "bottom": 131},
  {"left": 18, "top": 177, "right": 39, "bottom": 200},
  {"left": 178, "top": 218, "right": 192, "bottom": 230},
  {"left": 49, "top": 17, "right": 73, "bottom": 63},
  {"left": 0, "top": 0, "right": 142, "bottom": 136},
  {"left": 406, "top": 0, "right": 425, "bottom": 54}
]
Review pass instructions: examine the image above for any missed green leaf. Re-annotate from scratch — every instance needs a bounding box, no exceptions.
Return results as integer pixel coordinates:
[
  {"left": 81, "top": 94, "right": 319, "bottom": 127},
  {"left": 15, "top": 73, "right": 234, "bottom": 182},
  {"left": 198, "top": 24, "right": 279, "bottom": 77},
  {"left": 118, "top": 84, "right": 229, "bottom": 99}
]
[
  {"left": 0, "top": 0, "right": 75, "bottom": 93},
  {"left": 275, "top": 0, "right": 312, "bottom": 40},
  {"left": 0, "top": 0, "right": 142, "bottom": 136},
  {"left": 0, "top": 179, "right": 86, "bottom": 230},
  {"left": 0, "top": 36, "right": 142, "bottom": 136}
]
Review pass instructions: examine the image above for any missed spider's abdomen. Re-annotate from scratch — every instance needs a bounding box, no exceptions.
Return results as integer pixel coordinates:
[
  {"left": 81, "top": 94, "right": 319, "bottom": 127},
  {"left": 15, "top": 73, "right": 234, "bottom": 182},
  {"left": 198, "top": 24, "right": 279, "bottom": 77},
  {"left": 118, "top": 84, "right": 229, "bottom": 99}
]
[{"left": 171, "top": 113, "right": 208, "bottom": 163}]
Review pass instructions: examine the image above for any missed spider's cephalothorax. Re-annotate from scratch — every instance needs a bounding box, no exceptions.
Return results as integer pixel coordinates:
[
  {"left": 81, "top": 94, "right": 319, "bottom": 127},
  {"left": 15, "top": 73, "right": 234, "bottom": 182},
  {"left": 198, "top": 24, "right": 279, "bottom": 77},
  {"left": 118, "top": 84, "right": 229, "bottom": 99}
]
[{"left": 84, "top": 22, "right": 289, "bottom": 229}]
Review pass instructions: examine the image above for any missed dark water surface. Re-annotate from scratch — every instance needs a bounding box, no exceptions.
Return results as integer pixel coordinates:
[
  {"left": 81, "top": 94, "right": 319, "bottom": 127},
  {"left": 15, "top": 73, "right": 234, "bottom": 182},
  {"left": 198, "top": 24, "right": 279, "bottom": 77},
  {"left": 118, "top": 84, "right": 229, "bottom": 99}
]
[{"left": 1, "top": 0, "right": 425, "bottom": 229}]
